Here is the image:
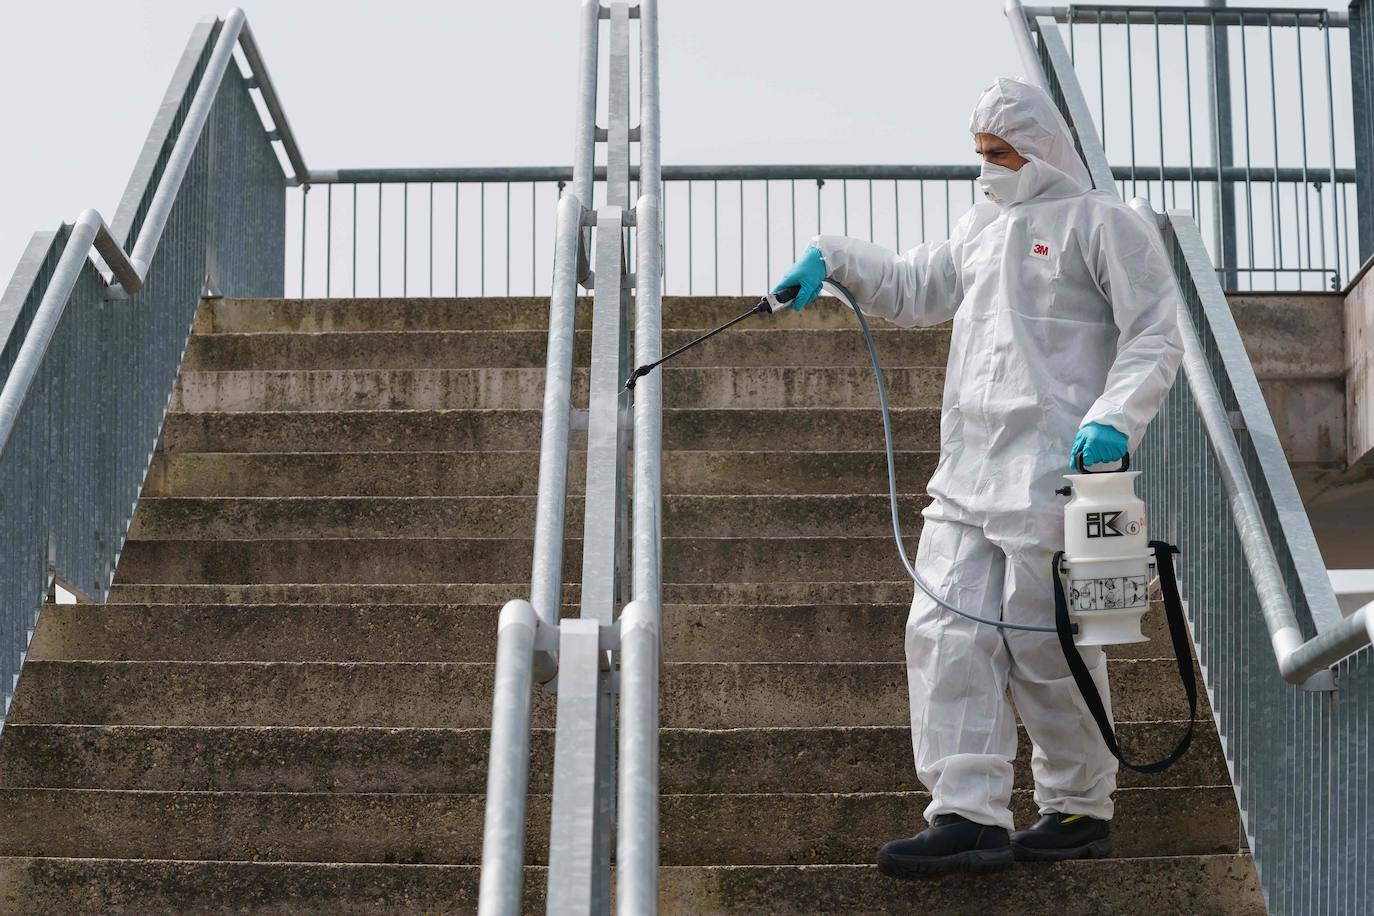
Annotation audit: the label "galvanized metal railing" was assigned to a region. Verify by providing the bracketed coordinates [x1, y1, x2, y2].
[478, 2, 663, 913]
[1011, 1, 1372, 911]
[1025, 2, 1363, 291]
[292, 164, 984, 298]
[0, 8, 294, 724]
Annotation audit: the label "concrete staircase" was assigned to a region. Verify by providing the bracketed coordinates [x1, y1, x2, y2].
[0, 297, 1265, 913]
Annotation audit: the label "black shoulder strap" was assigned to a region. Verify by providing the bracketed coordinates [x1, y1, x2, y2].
[1052, 541, 1197, 775]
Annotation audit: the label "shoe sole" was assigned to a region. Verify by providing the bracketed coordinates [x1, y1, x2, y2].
[1011, 837, 1113, 862]
[877, 846, 1014, 880]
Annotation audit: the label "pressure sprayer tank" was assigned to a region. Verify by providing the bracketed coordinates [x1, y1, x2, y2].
[1061, 470, 1152, 646]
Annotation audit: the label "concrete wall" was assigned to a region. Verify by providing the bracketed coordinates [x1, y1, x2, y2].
[1345, 265, 1374, 471]
[1227, 291, 1372, 568]
[1229, 294, 1346, 469]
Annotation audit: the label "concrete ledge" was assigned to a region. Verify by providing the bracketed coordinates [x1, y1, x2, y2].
[0, 855, 1265, 915]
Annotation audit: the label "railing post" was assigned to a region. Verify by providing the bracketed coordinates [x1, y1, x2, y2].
[477, 600, 540, 916]
[1204, 0, 1239, 289]
[1350, 0, 1374, 264]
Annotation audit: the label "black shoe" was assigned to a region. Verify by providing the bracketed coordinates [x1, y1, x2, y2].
[1011, 812, 1112, 862]
[876, 814, 1013, 879]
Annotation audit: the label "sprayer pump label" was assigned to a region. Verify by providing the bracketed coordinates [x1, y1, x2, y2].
[1084, 510, 1127, 538]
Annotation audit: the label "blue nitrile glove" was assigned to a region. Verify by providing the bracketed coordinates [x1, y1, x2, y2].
[771, 245, 827, 311]
[1070, 422, 1129, 469]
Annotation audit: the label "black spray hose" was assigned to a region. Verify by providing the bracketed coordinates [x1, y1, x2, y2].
[623, 280, 1064, 635]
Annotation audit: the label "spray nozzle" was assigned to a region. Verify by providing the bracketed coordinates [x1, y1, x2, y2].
[758, 284, 801, 314]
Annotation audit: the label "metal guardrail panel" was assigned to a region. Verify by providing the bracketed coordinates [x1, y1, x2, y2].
[0, 10, 289, 725]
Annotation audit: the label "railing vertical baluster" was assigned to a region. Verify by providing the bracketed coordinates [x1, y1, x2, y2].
[352, 184, 357, 297]
[1185, 17, 1199, 219]
[842, 178, 848, 235]
[790, 179, 796, 258]
[480, 182, 486, 296]
[893, 179, 900, 251]
[712, 179, 718, 295]
[1127, 18, 1138, 198]
[506, 181, 512, 295]
[738, 179, 744, 295]
[1099, 17, 1107, 146]
[764, 180, 771, 288]
[532, 183, 538, 295]
[1296, 23, 1315, 287]
[300, 186, 307, 298]
[1268, 14, 1283, 286]
[1239, 20, 1257, 281]
[688, 180, 693, 295]
[816, 177, 823, 237]
[429, 182, 434, 297]
[943, 178, 950, 236]
[403, 181, 408, 297]
[325, 184, 332, 298]
[461, 184, 467, 299]
[377, 184, 383, 296]
[1323, 13, 1344, 287]
[1154, 13, 1169, 209]
[919, 180, 926, 243]
[867, 179, 874, 242]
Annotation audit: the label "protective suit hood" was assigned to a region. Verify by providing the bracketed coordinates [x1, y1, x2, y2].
[970, 78, 1092, 204]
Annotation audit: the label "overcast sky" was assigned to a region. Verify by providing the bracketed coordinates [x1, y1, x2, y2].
[0, 0, 1353, 291]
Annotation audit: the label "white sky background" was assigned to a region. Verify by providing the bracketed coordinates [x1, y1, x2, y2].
[0, 0, 1358, 297]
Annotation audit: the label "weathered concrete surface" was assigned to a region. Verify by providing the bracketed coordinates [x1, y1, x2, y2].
[1345, 268, 1374, 469]
[27, 596, 1177, 663]
[143, 449, 939, 498]
[0, 786, 1237, 863]
[160, 407, 943, 453]
[1228, 293, 1345, 468]
[127, 494, 932, 540]
[0, 722, 1226, 794]
[0, 857, 1264, 915]
[7, 658, 1197, 729]
[184, 327, 951, 371]
[193, 296, 887, 333]
[171, 366, 947, 412]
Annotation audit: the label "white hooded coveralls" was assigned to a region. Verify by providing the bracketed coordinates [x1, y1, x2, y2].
[815, 78, 1184, 830]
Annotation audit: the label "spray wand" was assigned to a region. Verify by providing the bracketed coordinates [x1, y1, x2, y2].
[622, 286, 800, 390]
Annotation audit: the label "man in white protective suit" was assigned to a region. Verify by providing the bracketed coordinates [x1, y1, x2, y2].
[769, 77, 1184, 877]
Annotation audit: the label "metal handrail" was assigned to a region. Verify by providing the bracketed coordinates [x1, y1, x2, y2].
[1007, 0, 1357, 683]
[478, 2, 663, 913]
[0, 7, 303, 314]
[619, 0, 663, 909]
[304, 163, 1358, 184]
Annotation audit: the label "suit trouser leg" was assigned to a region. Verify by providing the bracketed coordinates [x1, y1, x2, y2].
[905, 517, 1018, 831]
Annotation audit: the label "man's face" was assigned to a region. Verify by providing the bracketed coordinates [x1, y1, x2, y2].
[974, 133, 1028, 171]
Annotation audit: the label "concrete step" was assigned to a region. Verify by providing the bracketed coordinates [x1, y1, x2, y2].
[0, 855, 1267, 915]
[0, 786, 1239, 864]
[184, 328, 950, 371]
[160, 408, 941, 453]
[28, 600, 1179, 664]
[143, 450, 939, 497]
[100, 580, 921, 607]
[112, 536, 922, 585]
[128, 494, 932, 540]
[194, 296, 890, 334]
[0, 723, 1227, 794]
[170, 367, 944, 412]
[8, 659, 1198, 728]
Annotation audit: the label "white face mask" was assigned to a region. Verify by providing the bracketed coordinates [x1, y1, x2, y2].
[978, 160, 1025, 205]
